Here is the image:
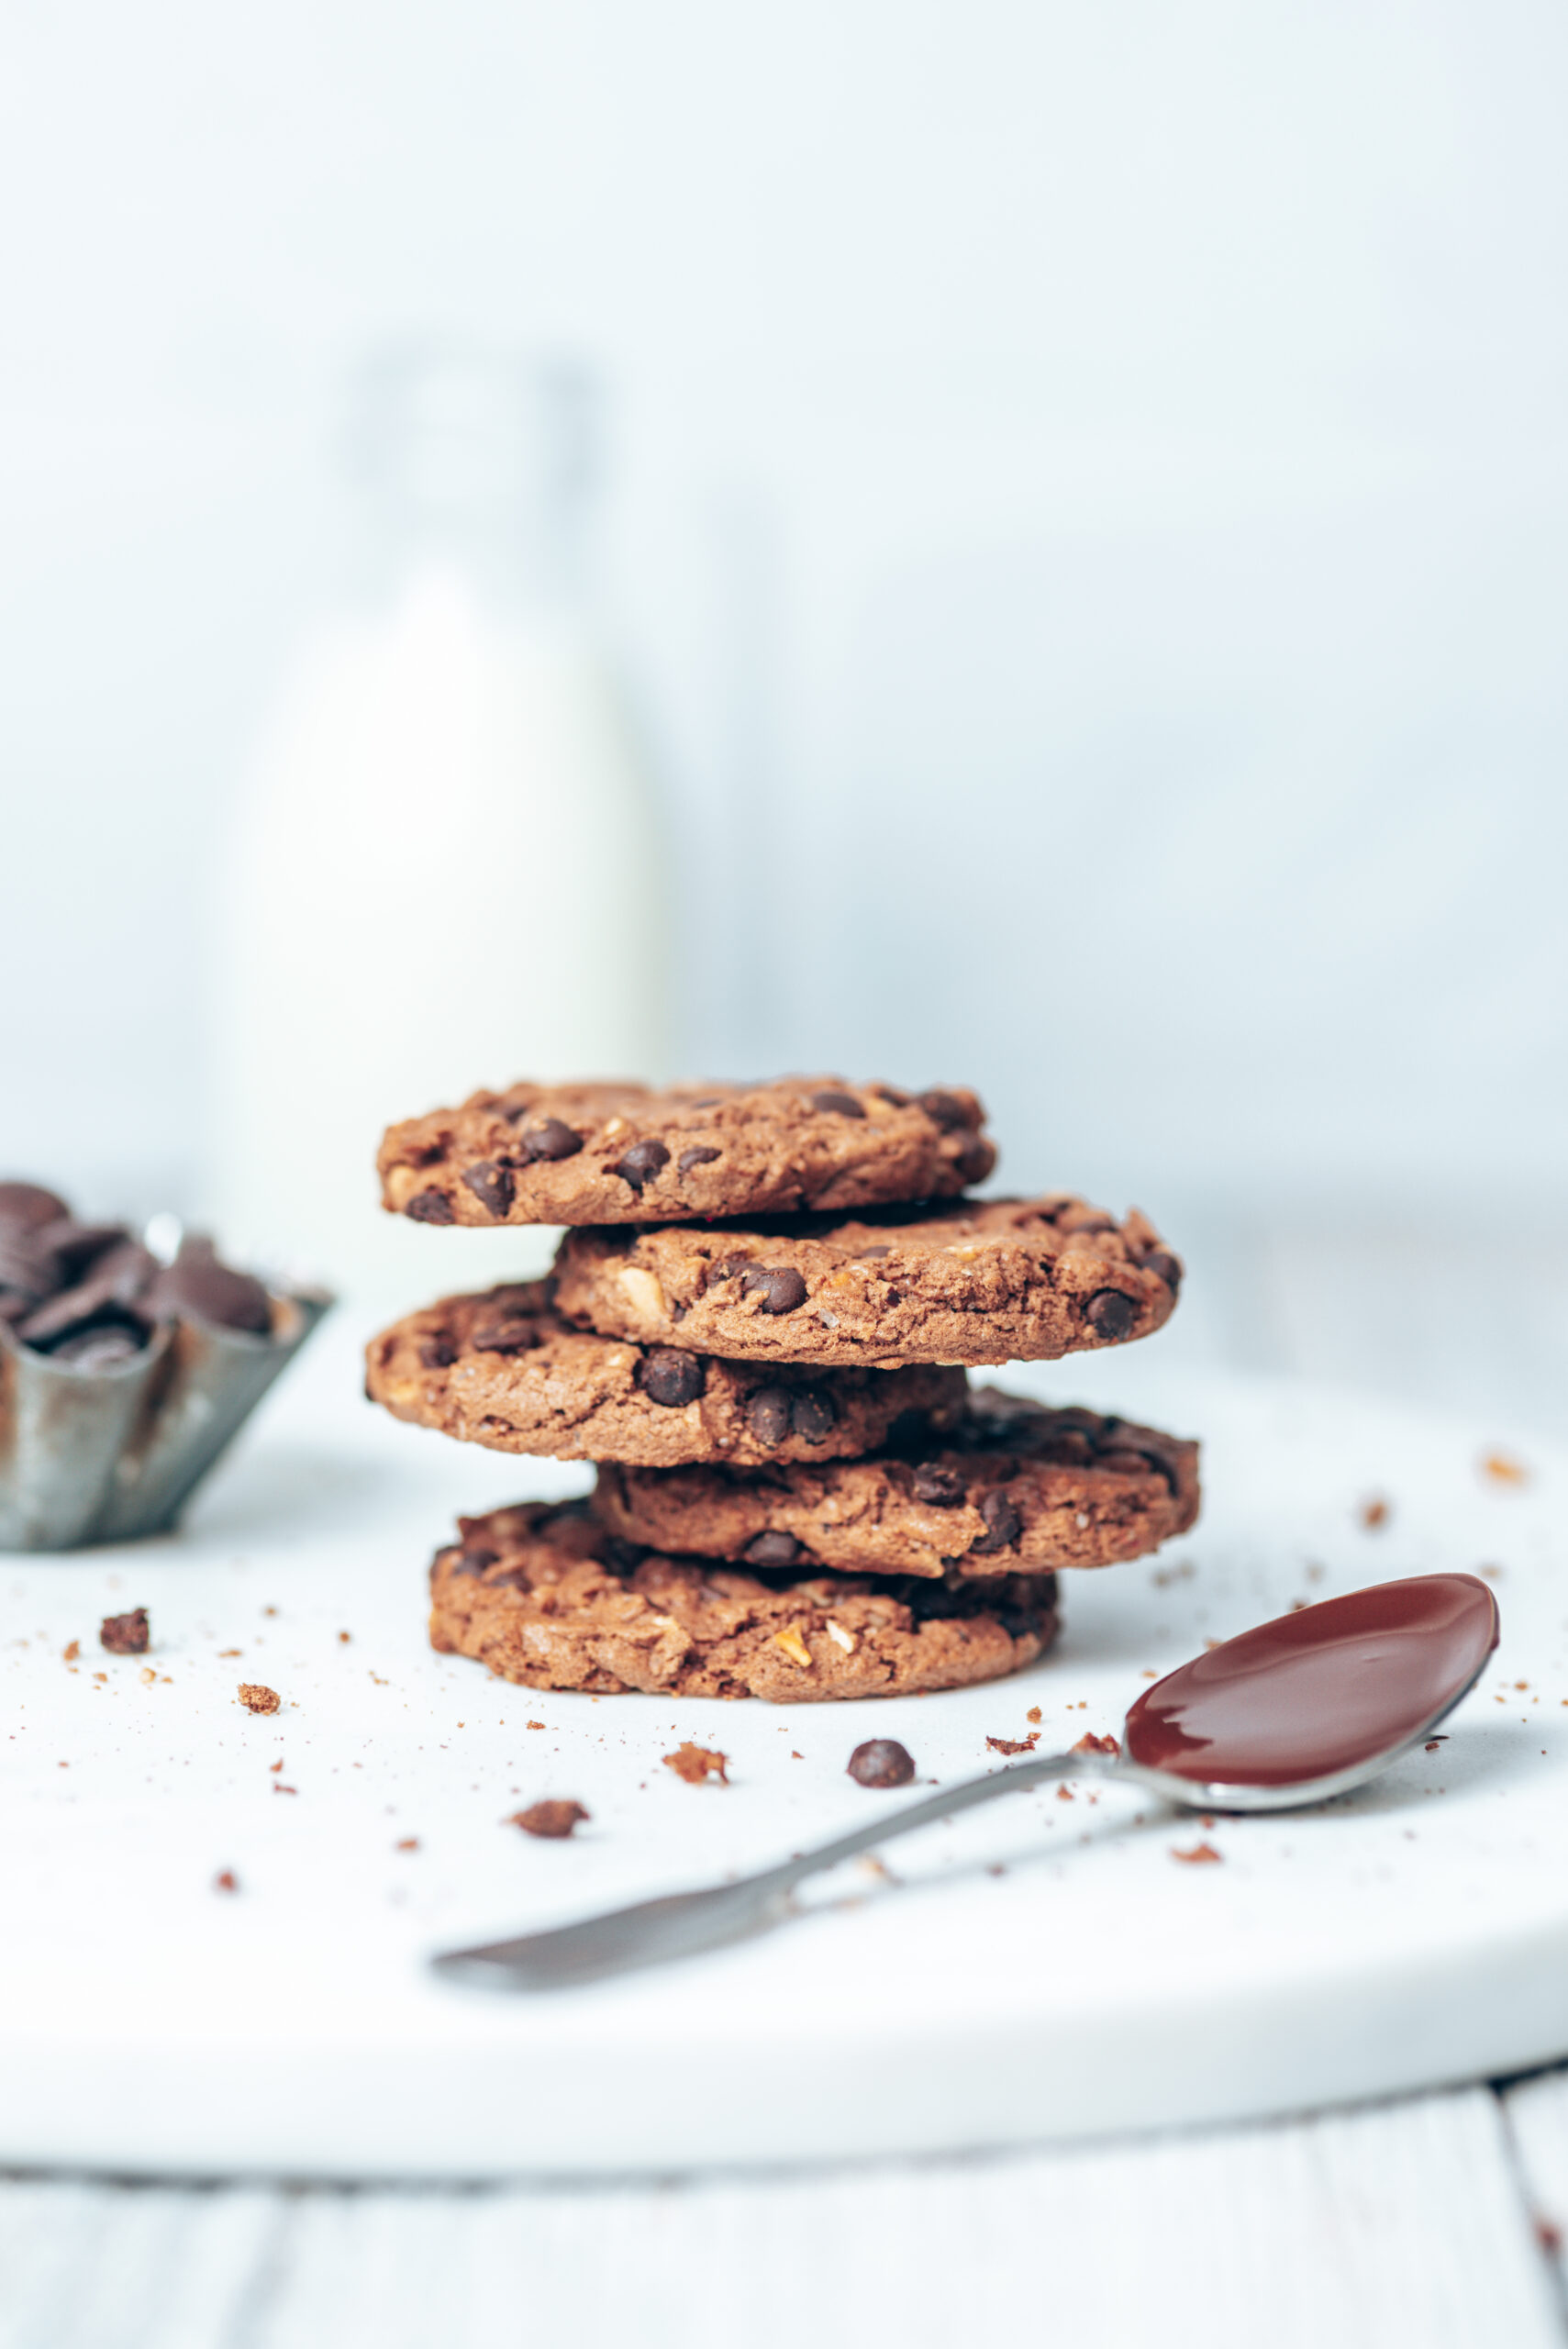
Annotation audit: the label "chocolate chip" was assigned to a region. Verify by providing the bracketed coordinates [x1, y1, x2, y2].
[746, 1386, 793, 1446]
[638, 1347, 706, 1408]
[449, 1542, 499, 1577]
[1084, 1288, 1138, 1341]
[472, 1317, 539, 1356]
[917, 1088, 973, 1131]
[509, 1799, 589, 1839]
[712, 1254, 752, 1283]
[953, 1137, 992, 1185]
[790, 1387, 837, 1442]
[742, 1531, 805, 1566]
[848, 1738, 916, 1788]
[406, 1189, 457, 1225]
[518, 1117, 583, 1162]
[678, 1145, 722, 1175]
[418, 1334, 457, 1369]
[461, 1160, 516, 1219]
[0, 1229, 64, 1306]
[912, 1462, 965, 1507]
[968, 1487, 1023, 1554]
[873, 1085, 911, 1108]
[1144, 1249, 1183, 1293]
[740, 1266, 808, 1314]
[615, 1139, 671, 1191]
[100, 1608, 150, 1655]
[810, 1087, 865, 1119]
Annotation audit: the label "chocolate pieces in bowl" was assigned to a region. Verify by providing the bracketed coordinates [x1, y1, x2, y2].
[0, 1183, 330, 1551]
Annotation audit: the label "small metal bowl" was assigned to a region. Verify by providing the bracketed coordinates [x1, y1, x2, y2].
[0, 1286, 332, 1551]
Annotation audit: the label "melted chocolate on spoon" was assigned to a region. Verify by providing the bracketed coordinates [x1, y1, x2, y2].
[1123, 1573, 1500, 1788]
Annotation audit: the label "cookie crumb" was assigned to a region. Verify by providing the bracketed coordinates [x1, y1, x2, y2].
[217, 1648, 242, 1657]
[100, 1609, 150, 1655]
[509, 1799, 589, 1838]
[338, 1630, 352, 1643]
[238, 1683, 280, 1715]
[663, 1742, 728, 1786]
[1357, 1496, 1390, 1531]
[395, 1837, 420, 1852]
[1073, 1731, 1121, 1757]
[1172, 1841, 1223, 1864]
[1026, 1706, 1041, 1724]
[526, 1720, 547, 1731]
[214, 1870, 239, 1894]
[62, 1640, 80, 1664]
[1482, 1451, 1529, 1486]
[985, 1732, 1039, 1756]
[848, 1738, 916, 1787]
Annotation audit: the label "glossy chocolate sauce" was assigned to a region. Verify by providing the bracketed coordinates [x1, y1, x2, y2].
[1123, 1575, 1499, 1788]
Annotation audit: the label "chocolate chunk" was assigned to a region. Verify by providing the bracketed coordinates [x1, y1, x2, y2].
[21, 1240, 158, 1343]
[0, 1229, 64, 1306]
[743, 1530, 805, 1566]
[510, 1799, 589, 1839]
[0, 1182, 70, 1232]
[143, 1239, 272, 1336]
[615, 1139, 671, 1191]
[472, 1316, 539, 1356]
[454, 1543, 500, 1576]
[740, 1265, 808, 1314]
[917, 1088, 973, 1131]
[745, 1386, 794, 1446]
[462, 1160, 516, 1219]
[810, 1087, 866, 1119]
[790, 1387, 837, 1442]
[37, 1219, 128, 1278]
[638, 1347, 706, 1408]
[419, 1335, 458, 1369]
[912, 1462, 965, 1508]
[1144, 1249, 1183, 1293]
[954, 1138, 992, 1185]
[517, 1116, 584, 1162]
[1084, 1288, 1138, 1341]
[48, 1320, 149, 1369]
[677, 1145, 721, 1174]
[406, 1188, 457, 1225]
[873, 1085, 911, 1108]
[848, 1738, 916, 1788]
[100, 1608, 150, 1655]
[968, 1487, 1023, 1554]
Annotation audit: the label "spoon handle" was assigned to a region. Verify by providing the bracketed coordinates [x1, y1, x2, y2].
[432, 1746, 1116, 1992]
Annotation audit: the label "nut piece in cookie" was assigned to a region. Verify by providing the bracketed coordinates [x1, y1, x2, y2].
[552, 1197, 1183, 1370]
[365, 1281, 968, 1467]
[428, 1499, 1059, 1702]
[377, 1076, 995, 1229]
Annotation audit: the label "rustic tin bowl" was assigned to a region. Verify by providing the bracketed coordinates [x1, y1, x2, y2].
[0, 1285, 332, 1551]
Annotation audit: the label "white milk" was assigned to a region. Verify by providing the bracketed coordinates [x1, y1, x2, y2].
[209, 353, 669, 1302]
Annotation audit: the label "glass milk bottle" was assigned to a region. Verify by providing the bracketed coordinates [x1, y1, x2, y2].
[210, 348, 670, 1304]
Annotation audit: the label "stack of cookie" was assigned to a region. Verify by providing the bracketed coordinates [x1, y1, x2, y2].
[366, 1080, 1197, 1704]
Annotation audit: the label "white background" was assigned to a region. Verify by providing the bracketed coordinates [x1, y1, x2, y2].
[1, 0, 1565, 1375]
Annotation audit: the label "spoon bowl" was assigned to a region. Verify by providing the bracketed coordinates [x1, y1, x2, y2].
[433, 1573, 1500, 1994]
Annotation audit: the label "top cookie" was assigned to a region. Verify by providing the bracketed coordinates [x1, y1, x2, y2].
[551, 1195, 1182, 1368]
[377, 1077, 995, 1228]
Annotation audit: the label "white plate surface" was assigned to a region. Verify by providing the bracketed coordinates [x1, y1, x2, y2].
[2, 1315, 1562, 2178]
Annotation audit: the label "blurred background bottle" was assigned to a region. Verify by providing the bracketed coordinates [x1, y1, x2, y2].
[210, 345, 670, 1303]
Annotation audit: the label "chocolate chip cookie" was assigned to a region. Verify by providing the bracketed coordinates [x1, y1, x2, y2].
[366, 1281, 967, 1466]
[590, 1392, 1199, 1578]
[429, 1500, 1059, 1700]
[551, 1196, 1181, 1368]
[377, 1077, 995, 1228]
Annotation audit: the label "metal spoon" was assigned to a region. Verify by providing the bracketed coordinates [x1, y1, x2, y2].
[431, 1572, 1498, 1994]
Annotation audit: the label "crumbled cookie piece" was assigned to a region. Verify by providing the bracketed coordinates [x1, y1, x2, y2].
[663, 1742, 728, 1785]
[238, 1682, 280, 1715]
[99, 1609, 150, 1655]
[510, 1799, 590, 1838]
[985, 1732, 1040, 1756]
[214, 1870, 239, 1893]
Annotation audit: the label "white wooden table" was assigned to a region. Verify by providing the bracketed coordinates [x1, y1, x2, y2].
[7, 1207, 1568, 2348]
